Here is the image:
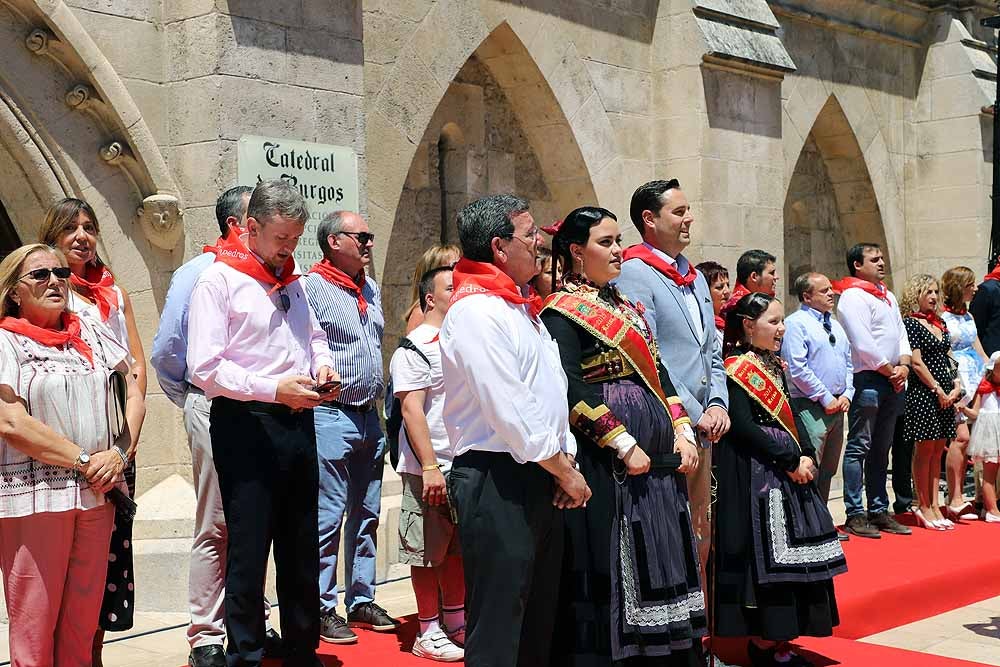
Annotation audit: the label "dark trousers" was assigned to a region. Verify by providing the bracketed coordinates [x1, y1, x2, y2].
[448, 451, 564, 667]
[211, 398, 320, 667]
[890, 413, 915, 514]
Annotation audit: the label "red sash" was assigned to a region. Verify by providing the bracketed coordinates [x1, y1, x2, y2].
[213, 236, 299, 294]
[0, 313, 93, 366]
[70, 264, 117, 322]
[725, 353, 799, 446]
[451, 258, 542, 319]
[910, 311, 947, 332]
[542, 292, 690, 426]
[832, 276, 890, 305]
[309, 259, 368, 315]
[621, 245, 698, 287]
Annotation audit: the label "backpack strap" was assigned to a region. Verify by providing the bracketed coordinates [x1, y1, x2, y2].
[397, 336, 431, 366]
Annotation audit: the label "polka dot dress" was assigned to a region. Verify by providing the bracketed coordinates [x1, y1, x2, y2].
[99, 460, 135, 631]
[903, 317, 958, 442]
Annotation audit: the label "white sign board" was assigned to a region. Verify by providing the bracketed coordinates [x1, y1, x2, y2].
[237, 135, 359, 266]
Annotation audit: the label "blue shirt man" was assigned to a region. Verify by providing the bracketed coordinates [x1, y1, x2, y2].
[781, 272, 854, 510]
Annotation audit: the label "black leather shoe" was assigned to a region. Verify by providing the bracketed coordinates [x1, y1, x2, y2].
[263, 627, 286, 658]
[347, 602, 400, 632]
[189, 644, 226, 667]
[320, 612, 358, 644]
[844, 514, 880, 539]
[869, 511, 912, 535]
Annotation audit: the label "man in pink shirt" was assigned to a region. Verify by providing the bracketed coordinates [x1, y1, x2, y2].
[187, 180, 340, 667]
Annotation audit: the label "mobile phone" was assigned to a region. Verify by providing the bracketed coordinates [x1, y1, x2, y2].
[313, 379, 342, 394]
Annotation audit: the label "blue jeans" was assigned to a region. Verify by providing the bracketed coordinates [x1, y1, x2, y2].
[843, 371, 904, 518]
[314, 405, 385, 614]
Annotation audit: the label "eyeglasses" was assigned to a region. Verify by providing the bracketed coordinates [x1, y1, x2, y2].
[18, 267, 72, 283]
[338, 231, 375, 246]
[276, 286, 290, 313]
[823, 317, 836, 346]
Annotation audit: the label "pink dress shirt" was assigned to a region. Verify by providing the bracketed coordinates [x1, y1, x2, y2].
[187, 261, 334, 402]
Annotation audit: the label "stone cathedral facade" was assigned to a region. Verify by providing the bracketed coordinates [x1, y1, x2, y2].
[0, 0, 996, 611]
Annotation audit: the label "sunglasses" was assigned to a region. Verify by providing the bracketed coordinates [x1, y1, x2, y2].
[19, 267, 72, 283]
[823, 318, 836, 346]
[276, 286, 290, 313]
[338, 231, 375, 245]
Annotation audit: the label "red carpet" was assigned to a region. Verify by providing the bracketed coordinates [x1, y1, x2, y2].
[832, 513, 1000, 639]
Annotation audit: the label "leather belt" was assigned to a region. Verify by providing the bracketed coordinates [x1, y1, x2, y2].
[331, 400, 377, 414]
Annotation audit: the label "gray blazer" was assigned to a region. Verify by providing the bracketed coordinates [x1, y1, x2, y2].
[615, 252, 729, 431]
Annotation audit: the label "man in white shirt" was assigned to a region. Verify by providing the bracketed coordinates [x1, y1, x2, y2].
[390, 266, 464, 662]
[834, 243, 913, 539]
[440, 193, 590, 667]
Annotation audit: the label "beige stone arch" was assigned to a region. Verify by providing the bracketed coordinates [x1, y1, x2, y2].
[0, 0, 184, 261]
[367, 8, 622, 273]
[782, 86, 899, 284]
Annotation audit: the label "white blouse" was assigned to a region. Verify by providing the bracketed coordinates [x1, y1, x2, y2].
[69, 285, 132, 362]
[0, 316, 128, 518]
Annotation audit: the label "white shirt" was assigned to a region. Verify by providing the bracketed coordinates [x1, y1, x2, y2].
[390, 323, 452, 475]
[70, 286, 133, 363]
[187, 262, 334, 402]
[644, 243, 704, 339]
[440, 294, 577, 463]
[836, 286, 912, 373]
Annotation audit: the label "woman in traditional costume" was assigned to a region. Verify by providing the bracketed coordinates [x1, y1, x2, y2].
[713, 292, 846, 666]
[541, 207, 706, 666]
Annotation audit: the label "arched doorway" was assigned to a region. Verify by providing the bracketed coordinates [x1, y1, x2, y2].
[380, 22, 599, 345]
[783, 95, 888, 305]
[0, 199, 23, 258]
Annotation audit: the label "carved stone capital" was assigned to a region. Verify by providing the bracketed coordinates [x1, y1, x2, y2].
[137, 194, 184, 250]
[25, 28, 55, 55]
[65, 84, 96, 110]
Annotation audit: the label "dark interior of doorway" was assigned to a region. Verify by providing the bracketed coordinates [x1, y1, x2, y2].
[0, 199, 22, 259]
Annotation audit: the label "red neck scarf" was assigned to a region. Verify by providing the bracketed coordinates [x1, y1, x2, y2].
[213, 236, 299, 293]
[832, 276, 890, 305]
[910, 311, 948, 332]
[70, 264, 117, 321]
[977, 376, 1000, 396]
[720, 283, 751, 315]
[621, 245, 698, 287]
[984, 266, 1000, 283]
[0, 312, 93, 366]
[309, 259, 368, 315]
[944, 305, 968, 317]
[202, 227, 246, 255]
[714, 315, 725, 331]
[451, 258, 542, 319]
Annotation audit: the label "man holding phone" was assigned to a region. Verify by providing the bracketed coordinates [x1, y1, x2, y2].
[302, 211, 395, 644]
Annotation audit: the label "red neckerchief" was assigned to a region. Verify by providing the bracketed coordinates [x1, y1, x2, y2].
[984, 266, 1000, 283]
[213, 236, 299, 294]
[720, 283, 751, 316]
[70, 264, 117, 321]
[309, 259, 368, 315]
[621, 245, 698, 287]
[910, 311, 948, 333]
[714, 315, 725, 331]
[977, 376, 1000, 396]
[0, 312, 93, 366]
[202, 227, 246, 255]
[451, 258, 542, 319]
[832, 276, 891, 305]
[944, 305, 968, 316]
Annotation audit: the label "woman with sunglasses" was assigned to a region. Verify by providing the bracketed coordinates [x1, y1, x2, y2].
[0, 244, 144, 665]
[540, 207, 706, 666]
[39, 198, 147, 664]
[714, 292, 845, 667]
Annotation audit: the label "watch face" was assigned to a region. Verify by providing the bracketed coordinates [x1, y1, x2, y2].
[80, 451, 90, 463]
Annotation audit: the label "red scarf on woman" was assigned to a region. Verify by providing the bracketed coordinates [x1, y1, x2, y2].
[714, 315, 725, 331]
[832, 276, 890, 305]
[451, 258, 542, 319]
[944, 305, 968, 316]
[309, 259, 368, 315]
[910, 311, 948, 332]
[621, 245, 698, 287]
[0, 312, 93, 366]
[213, 237, 299, 293]
[70, 264, 117, 321]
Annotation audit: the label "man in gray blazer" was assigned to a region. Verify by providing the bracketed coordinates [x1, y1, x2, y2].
[616, 179, 730, 574]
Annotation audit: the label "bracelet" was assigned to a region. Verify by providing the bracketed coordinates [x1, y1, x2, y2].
[112, 445, 129, 467]
[421, 463, 442, 472]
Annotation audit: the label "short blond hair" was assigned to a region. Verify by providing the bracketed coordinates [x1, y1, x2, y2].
[0, 244, 67, 318]
[899, 273, 938, 316]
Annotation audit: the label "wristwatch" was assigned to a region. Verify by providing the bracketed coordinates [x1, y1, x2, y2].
[73, 449, 90, 472]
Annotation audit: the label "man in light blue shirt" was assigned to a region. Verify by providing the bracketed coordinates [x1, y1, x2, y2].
[781, 272, 855, 514]
[151, 186, 284, 666]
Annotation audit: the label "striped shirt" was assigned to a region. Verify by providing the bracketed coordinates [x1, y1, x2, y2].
[302, 273, 384, 405]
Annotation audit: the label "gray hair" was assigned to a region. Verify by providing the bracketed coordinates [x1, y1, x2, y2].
[317, 211, 348, 257]
[457, 194, 530, 262]
[793, 272, 820, 302]
[246, 179, 309, 225]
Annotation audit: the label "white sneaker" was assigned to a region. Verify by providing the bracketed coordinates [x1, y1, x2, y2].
[985, 512, 1000, 523]
[443, 623, 465, 647]
[412, 630, 464, 662]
